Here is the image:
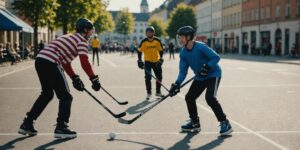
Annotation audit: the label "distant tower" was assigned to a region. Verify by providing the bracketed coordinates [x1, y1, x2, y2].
[140, 0, 149, 13]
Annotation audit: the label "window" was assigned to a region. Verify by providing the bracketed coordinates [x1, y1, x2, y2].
[251, 9, 255, 21]
[261, 8, 265, 20]
[275, 5, 280, 18]
[237, 12, 240, 25]
[256, 8, 259, 20]
[266, 6, 270, 18]
[286, 3, 291, 17]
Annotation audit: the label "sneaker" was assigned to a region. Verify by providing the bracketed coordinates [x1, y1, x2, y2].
[54, 122, 77, 139]
[181, 119, 201, 132]
[155, 92, 164, 97]
[219, 120, 233, 136]
[18, 118, 37, 136]
[146, 93, 151, 99]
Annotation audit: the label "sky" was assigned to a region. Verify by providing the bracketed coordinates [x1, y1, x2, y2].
[106, 0, 166, 13]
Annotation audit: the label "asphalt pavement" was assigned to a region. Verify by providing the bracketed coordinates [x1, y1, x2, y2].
[0, 53, 299, 150]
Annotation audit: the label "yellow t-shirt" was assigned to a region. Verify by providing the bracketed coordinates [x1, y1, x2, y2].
[138, 37, 163, 62]
[91, 38, 100, 48]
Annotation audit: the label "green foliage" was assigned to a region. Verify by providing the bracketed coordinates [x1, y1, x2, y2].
[148, 17, 166, 37]
[12, 0, 59, 56]
[12, 0, 59, 27]
[166, 3, 197, 39]
[55, 0, 114, 34]
[115, 8, 135, 35]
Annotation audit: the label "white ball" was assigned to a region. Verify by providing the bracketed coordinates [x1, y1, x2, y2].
[108, 132, 116, 140]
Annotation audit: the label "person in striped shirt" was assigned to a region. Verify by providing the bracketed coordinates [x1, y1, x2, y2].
[18, 18, 101, 139]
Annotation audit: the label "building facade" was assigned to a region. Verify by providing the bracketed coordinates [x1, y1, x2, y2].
[99, 0, 150, 45]
[194, 0, 212, 45]
[222, 0, 242, 54]
[242, 0, 300, 55]
[211, 0, 223, 52]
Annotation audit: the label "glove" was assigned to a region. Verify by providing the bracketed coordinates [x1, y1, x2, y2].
[90, 75, 101, 91]
[169, 83, 180, 97]
[199, 64, 210, 77]
[137, 60, 144, 69]
[156, 58, 164, 67]
[71, 75, 84, 91]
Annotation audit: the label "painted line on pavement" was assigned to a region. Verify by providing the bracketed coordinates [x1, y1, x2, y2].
[0, 131, 299, 136]
[100, 57, 117, 67]
[0, 65, 33, 79]
[178, 94, 289, 150]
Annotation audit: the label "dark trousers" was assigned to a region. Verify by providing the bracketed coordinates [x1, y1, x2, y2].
[169, 50, 175, 59]
[144, 61, 162, 94]
[92, 48, 99, 65]
[26, 58, 73, 123]
[185, 77, 226, 122]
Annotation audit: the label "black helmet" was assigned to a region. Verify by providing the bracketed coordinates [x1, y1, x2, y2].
[75, 18, 94, 33]
[145, 26, 155, 33]
[177, 26, 195, 39]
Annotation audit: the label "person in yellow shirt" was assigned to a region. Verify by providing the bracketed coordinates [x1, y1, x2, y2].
[91, 35, 100, 66]
[137, 26, 164, 99]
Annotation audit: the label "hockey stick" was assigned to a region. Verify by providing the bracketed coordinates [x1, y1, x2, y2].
[84, 88, 126, 118]
[144, 69, 170, 92]
[101, 86, 128, 105]
[118, 75, 196, 124]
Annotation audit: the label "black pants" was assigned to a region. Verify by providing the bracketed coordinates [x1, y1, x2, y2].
[92, 48, 99, 65]
[26, 58, 73, 123]
[144, 61, 162, 94]
[169, 50, 175, 59]
[185, 77, 226, 122]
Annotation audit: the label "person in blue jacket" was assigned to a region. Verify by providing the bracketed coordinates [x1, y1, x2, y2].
[169, 26, 232, 136]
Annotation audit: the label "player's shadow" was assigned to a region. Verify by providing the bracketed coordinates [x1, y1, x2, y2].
[126, 98, 160, 115]
[112, 139, 164, 150]
[34, 138, 75, 150]
[0, 136, 32, 150]
[195, 135, 232, 150]
[168, 132, 232, 150]
[167, 132, 199, 150]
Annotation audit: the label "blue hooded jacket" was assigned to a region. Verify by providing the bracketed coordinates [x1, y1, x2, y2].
[175, 41, 222, 84]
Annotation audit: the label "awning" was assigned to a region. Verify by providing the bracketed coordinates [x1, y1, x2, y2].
[0, 7, 33, 33]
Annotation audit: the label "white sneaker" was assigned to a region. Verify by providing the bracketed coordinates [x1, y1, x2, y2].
[146, 93, 151, 99]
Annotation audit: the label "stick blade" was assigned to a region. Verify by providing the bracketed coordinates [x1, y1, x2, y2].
[118, 117, 134, 124]
[114, 112, 126, 118]
[118, 100, 128, 105]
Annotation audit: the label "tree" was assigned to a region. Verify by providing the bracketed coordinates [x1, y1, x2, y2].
[55, 0, 114, 34]
[148, 17, 166, 38]
[166, 3, 197, 40]
[94, 7, 115, 34]
[12, 0, 59, 56]
[115, 8, 134, 44]
[55, 0, 87, 34]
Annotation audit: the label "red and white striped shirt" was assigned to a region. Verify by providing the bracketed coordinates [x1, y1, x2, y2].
[37, 33, 95, 78]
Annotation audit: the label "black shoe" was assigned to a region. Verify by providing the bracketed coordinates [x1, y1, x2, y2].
[181, 119, 201, 132]
[54, 122, 77, 139]
[219, 119, 233, 136]
[18, 118, 37, 136]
